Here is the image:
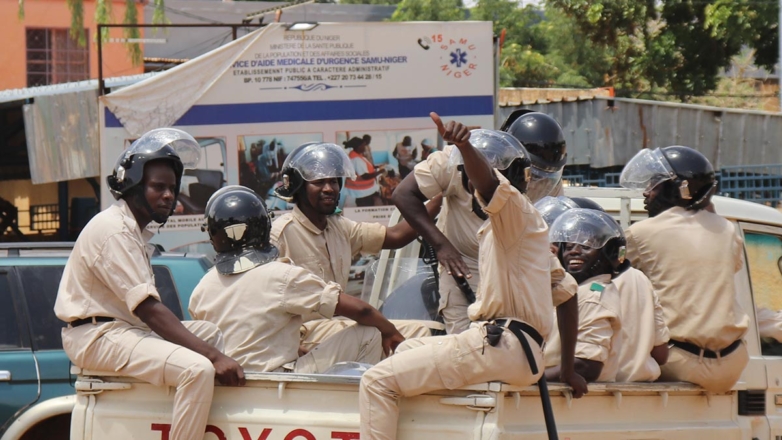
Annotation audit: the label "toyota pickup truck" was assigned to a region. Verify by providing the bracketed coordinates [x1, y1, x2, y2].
[27, 188, 782, 440]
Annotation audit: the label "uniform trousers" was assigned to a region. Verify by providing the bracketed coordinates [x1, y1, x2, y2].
[359, 325, 542, 440]
[61, 320, 223, 440]
[658, 341, 749, 393]
[294, 325, 383, 373]
[300, 318, 433, 352]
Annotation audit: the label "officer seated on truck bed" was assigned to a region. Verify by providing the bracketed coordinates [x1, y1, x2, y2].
[189, 186, 405, 374]
[620, 145, 749, 393]
[269, 142, 436, 352]
[55, 128, 245, 440]
[358, 114, 588, 440]
[543, 208, 624, 382]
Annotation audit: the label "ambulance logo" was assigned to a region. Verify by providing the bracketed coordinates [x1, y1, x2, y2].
[433, 35, 477, 79]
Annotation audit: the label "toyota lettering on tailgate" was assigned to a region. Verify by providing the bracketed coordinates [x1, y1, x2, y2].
[151, 424, 359, 440]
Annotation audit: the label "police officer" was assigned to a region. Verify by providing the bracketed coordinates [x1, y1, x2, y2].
[392, 110, 570, 334]
[544, 209, 624, 382]
[501, 110, 568, 202]
[359, 114, 587, 440]
[55, 129, 245, 440]
[620, 145, 749, 392]
[270, 142, 435, 350]
[190, 187, 404, 373]
[536, 196, 670, 382]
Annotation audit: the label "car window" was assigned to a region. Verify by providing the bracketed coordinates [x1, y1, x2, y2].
[17, 266, 66, 350]
[0, 272, 23, 350]
[743, 231, 782, 356]
[153, 266, 184, 320]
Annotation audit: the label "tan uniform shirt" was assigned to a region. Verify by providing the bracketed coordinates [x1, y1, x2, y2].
[55, 199, 160, 327]
[270, 206, 386, 289]
[613, 266, 669, 382]
[758, 307, 782, 342]
[626, 207, 749, 351]
[468, 172, 556, 338]
[189, 259, 340, 372]
[546, 274, 622, 382]
[414, 146, 484, 280]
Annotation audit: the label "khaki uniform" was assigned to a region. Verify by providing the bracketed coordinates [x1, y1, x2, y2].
[758, 307, 782, 342]
[414, 146, 483, 334]
[626, 207, 749, 392]
[613, 266, 669, 382]
[360, 173, 564, 440]
[189, 259, 382, 373]
[545, 275, 622, 382]
[55, 200, 222, 440]
[270, 207, 431, 348]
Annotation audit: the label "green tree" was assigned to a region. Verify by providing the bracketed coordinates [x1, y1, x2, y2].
[391, 0, 466, 21]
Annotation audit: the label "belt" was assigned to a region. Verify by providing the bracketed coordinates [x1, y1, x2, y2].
[69, 316, 115, 327]
[495, 319, 544, 347]
[670, 339, 741, 359]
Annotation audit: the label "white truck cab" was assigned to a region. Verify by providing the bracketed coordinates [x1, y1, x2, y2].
[55, 188, 782, 440]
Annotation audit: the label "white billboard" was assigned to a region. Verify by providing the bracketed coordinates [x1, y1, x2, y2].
[100, 21, 495, 251]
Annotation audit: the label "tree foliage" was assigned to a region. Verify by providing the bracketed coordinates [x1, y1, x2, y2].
[391, 0, 466, 21]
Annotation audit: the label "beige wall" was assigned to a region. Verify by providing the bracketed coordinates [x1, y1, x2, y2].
[1, 178, 97, 234]
[0, 0, 144, 91]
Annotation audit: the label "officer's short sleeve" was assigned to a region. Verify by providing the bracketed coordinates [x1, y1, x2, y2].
[550, 255, 577, 307]
[95, 232, 162, 314]
[732, 224, 745, 274]
[624, 227, 641, 269]
[652, 289, 670, 346]
[280, 265, 340, 319]
[475, 171, 533, 246]
[413, 149, 457, 200]
[575, 300, 615, 363]
[340, 215, 386, 257]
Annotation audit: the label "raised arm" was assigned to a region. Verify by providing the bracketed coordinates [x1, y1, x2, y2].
[383, 195, 442, 249]
[430, 112, 499, 203]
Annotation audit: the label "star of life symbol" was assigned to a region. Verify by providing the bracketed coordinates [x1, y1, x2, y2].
[438, 36, 477, 79]
[450, 49, 468, 68]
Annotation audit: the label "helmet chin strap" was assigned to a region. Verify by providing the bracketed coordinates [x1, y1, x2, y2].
[130, 190, 171, 228]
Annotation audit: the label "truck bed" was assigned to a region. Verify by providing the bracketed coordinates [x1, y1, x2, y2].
[71, 371, 747, 440]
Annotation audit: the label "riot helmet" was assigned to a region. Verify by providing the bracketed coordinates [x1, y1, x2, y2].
[107, 128, 201, 223]
[501, 111, 567, 202]
[274, 142, 357, 202]
[620, 146, 716, 216]
[204, 187, 279, 275]
[570, 197, 606, 212]
[534, 196, 579, 227]
[549, 208, 626, 279]
[450, 129, 532, 194]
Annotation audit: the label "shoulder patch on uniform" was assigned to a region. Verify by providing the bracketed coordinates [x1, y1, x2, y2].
[590, 282, 605, 292]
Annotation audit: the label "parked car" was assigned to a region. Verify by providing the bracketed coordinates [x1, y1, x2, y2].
[0, 242, 212, 439]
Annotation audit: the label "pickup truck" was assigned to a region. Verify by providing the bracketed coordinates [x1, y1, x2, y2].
[0, 243, 212, 440]
[31, 188, 782, 439]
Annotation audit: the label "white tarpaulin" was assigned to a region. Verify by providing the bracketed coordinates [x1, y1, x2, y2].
[100, 21, 495, 250]
[23, 89, 100, 184]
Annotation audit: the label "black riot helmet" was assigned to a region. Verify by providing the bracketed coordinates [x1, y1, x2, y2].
[501, 110, 567, 202]
[570, 197, 606, 212]
[620, 145, 716, 215]
[204, 187, 279, 275]
[107, 128, 201, 223]
[549, 208, 627, 278]
[274, 142, 356, 202]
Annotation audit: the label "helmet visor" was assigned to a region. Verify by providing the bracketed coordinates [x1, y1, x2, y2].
[129, 128, 202, 169]
[620, 148, 677, 191]
[526, 166, 563, 203]
[534, 196, 579, 226]
[448, 129, 527, 171]
[549, 209, 623, 249]
[283, 143, 357, 181]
